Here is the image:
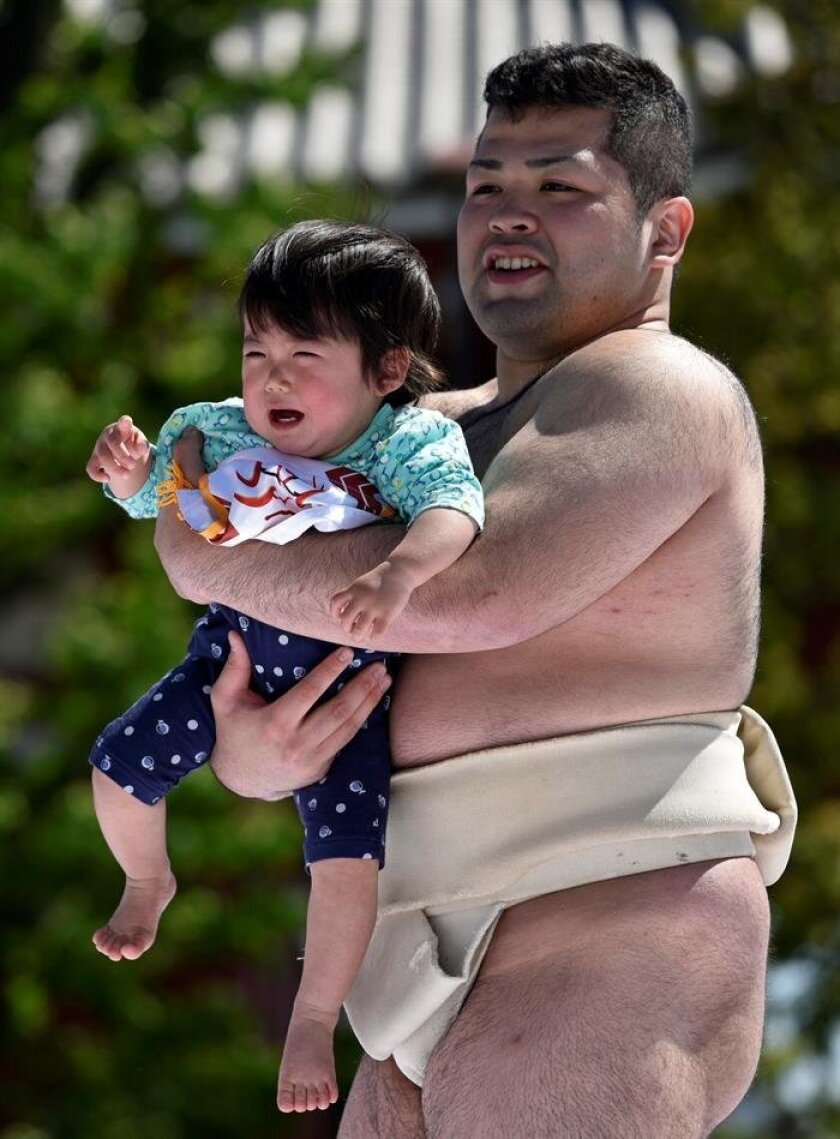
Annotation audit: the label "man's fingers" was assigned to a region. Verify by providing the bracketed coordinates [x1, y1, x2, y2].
[178, 426, 205, 447]
[210, 631, 260, 715]
[312, 665, 392, 760]
[275, 644, 357, 719]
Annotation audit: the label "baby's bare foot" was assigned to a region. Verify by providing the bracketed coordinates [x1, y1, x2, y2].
[92, 872, 177, 962]
[277, 1004, 339, 1113]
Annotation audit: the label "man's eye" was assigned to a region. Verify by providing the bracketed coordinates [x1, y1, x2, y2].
[294, 351, 319, 359]
[470, 184, 499, 196]
[542, 181, 575, 192]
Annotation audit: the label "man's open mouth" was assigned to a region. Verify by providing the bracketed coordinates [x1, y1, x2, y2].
[269, 409, 304, 426]
[483, 249, 547, 286]
[489, 256, 542, 271]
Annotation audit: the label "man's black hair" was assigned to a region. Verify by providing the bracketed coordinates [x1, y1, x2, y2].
[483, 42, 692, 215]
[239, 220, 445, 406]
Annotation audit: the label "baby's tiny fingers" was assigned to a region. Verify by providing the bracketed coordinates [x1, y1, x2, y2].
[329, 592, 351, 620]
[86, 459, 109, 483]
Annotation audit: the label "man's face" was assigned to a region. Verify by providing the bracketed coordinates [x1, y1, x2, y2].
[457, 105, 652, 364]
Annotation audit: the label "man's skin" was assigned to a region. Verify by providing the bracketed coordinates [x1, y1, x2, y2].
[155, 106, 770, 1137]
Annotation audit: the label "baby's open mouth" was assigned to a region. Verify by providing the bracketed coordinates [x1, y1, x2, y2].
[269, 409, 304, 425]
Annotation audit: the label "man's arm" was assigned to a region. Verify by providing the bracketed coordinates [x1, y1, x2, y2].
[155, 334, 744, 653]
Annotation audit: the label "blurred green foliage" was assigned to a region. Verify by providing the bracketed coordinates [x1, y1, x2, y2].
[1, 1, 838, 1136]
[678, 2, 840, 1132]
[1, 1, 365, 1136]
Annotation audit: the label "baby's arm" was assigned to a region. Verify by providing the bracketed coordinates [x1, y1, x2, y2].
[329, 507, 477, 641]
[86, 415, 153, 500]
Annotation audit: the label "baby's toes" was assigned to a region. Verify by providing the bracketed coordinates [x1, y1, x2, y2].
[294, 1083, 308, 1113]
[93, 926, 120, 961]
[277, 1082, 295, 1114]
[305, 1079, 323, 1107]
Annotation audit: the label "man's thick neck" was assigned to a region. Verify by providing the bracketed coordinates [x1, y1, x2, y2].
[494, 306, 672, 401]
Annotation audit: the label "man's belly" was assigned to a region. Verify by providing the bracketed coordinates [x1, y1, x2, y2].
[389, 616, 752, 768]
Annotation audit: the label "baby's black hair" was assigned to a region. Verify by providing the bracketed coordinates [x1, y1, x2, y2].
[239, 220, 445, 406]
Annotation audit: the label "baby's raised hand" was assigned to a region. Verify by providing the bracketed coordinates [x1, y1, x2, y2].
[329, 563, 413, 642]
[86, 415, 152, 499]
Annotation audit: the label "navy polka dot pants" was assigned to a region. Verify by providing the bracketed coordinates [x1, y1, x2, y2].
[89, 603, 394, 867]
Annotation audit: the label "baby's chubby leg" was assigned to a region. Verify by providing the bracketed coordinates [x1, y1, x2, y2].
[91, 768, 176, 961]
[278, 857, 379, 1114]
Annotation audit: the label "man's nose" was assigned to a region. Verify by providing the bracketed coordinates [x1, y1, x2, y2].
[488, 201, 537, 234]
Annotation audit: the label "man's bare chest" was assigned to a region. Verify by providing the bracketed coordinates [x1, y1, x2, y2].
[456, 392, 541, 480]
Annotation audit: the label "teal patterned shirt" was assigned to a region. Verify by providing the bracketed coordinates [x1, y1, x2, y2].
[108, 399, 485, 531]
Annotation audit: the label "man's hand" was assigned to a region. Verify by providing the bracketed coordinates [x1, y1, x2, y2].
[172, 426, 207, 487]
[86, 414, 152, 500]
[210, 631, 392, 800]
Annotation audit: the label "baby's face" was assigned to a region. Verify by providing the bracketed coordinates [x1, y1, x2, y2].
[241, 320, 384, 458]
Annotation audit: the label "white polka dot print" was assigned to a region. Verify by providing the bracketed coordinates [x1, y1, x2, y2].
[335, 803, 346, 813]
[141, 756, 155, 770]
[123, 726, 134, 736]
[170, 755, 181, 765]
[100, 757, 111, 772]
[153, 693, 163, 702]
[319, 825, 332, 838]
[278, 634, 289, 645]
[211, 644, 223, 659]
[238, 615, 250, 631]
[293, 666, 306, 680]
[187, 719, 198, 731]
[155, 720, 170, 735]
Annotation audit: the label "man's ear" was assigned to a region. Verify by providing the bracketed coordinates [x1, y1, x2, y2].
[649, 196, 694, 268]
[372, 346, 410, 396]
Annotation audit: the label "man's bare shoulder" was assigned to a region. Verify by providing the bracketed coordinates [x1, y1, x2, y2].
[543, 330, 762, 467]
[420, 379, 498, 420]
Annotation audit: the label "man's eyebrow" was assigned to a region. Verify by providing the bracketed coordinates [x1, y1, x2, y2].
[468, 154, 588, 171]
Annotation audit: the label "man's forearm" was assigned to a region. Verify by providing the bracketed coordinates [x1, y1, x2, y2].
[154, 506, 505, 652]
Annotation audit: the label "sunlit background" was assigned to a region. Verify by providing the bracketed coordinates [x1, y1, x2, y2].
[1, 1, 838, 1136]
